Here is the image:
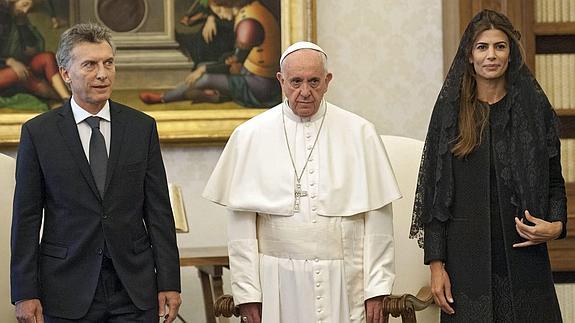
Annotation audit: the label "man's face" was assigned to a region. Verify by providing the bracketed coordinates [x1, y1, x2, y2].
[60, 41, 115, 112]
[276, 49, 332, 118]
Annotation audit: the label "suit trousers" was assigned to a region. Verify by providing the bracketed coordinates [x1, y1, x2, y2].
[44, 257, 158, 323]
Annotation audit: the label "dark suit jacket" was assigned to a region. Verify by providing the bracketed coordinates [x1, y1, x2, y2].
[10, 100, 181, 319]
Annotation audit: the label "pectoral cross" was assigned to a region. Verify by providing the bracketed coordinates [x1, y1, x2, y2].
[294, 182, 308, 212]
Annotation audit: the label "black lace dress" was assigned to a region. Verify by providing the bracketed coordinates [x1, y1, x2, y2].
[411, 10, 567, 323]
[423, 96, 564, 323]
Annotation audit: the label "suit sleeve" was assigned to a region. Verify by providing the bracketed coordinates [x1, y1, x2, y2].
[11, 124, 45, 304]
[143, 120, 181, 292]
[363, 204, 395, 300]
[227, 210, 262, 304]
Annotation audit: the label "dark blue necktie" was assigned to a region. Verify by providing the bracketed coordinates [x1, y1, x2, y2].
[85, 116, 108, 197]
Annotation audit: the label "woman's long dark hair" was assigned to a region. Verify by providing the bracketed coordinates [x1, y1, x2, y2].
[452, 10, 525, 158]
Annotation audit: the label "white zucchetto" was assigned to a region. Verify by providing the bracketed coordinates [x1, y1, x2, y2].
[279, 41, 327, 65]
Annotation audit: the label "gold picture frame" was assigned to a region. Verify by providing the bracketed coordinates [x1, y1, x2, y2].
[0, 0, 316, 146]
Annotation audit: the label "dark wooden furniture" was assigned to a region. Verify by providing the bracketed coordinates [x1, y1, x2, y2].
[214, 288, 434, 323]
[179, 246, 229, 323]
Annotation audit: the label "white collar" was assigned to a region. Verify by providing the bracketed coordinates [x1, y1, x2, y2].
[282, 99, 327, 123]
[71, 97, 111, 124]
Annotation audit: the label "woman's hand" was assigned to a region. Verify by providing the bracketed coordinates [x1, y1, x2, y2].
[513, 210, 563, 247]
[430, 260, 455, 315]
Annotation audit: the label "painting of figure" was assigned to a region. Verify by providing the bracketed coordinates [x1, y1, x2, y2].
[0, 0, 70, 112]
[140, 0, 282, 109]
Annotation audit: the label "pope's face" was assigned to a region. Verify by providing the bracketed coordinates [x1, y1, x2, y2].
[276, 49, 332, 118]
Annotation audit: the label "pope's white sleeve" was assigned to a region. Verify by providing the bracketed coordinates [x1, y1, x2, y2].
[227, 210, 262, 304]
[363, 204, 395, 300]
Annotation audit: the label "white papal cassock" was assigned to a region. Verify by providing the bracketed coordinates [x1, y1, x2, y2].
[203, 101, 401, 323]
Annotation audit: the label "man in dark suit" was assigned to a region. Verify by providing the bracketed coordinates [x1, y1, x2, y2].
[10, 23, 182, 323]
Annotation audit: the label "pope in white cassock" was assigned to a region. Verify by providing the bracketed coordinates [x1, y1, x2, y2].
[203, 41, 401, 323]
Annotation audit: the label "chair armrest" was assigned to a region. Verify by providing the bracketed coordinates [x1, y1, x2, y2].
[214, 294, 239, 318]
[382, 286, 435, 323]
[215, 287, 435, 321]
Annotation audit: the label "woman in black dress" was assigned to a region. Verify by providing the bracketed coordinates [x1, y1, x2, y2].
[410, 9, 567, 322]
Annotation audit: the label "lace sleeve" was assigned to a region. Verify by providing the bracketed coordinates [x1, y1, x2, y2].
[424, 219, 447, 265]
[547, 153, 567, 239]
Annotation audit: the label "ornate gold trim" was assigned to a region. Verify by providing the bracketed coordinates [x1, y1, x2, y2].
[0, 0, 316, 146]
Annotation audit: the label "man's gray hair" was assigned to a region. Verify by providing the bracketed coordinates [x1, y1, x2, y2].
[56, 23, 115, 69]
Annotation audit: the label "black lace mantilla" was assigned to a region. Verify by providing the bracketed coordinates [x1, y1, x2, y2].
[410, 10, 564, 248]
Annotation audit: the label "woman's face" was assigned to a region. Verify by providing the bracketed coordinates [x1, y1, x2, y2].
[469, 28, 510, 82]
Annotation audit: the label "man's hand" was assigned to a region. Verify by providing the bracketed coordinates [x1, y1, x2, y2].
[15, 299, 43, 323]
[430, 260, 455, 315]
[239, 302, 262, 323]
[513, 210, 563, 247]
[158, 291, 182, 323]
[365, 295, 388, 323]
[6, 57, 29, 81]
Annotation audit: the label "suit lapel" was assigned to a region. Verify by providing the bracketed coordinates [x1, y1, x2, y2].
[57, 102, 101, 199]
[104, 101, 126, 197]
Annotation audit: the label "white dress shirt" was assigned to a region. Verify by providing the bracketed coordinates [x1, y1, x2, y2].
[70, 96, 111, 161]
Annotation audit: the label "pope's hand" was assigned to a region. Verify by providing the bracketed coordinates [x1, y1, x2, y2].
[239, 302, 261, 323]
[365, 295, 388, 323]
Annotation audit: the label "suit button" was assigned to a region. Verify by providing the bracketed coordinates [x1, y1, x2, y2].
[102, 215, 108, 219]
[96, 248, 103, 255]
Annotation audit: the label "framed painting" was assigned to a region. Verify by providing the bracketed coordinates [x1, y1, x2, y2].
[0, 0, 316, 146]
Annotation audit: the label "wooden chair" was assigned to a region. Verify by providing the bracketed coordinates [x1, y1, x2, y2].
[213, 136, 438, 323]
[380, 135, 438, 323]
[0, 154, 18, 322]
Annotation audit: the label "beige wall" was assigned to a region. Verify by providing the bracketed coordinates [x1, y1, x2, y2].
[316, 0, 443, 141]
